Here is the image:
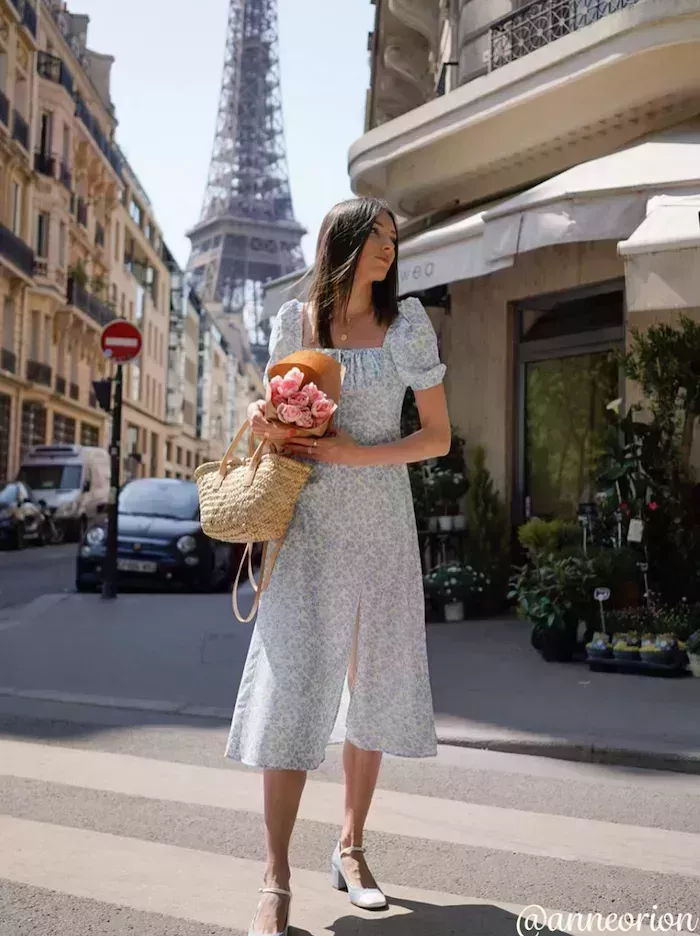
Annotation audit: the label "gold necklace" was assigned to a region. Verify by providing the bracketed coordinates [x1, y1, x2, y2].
[339, 307, 371, 343]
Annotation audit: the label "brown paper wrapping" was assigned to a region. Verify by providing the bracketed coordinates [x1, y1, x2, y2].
[265, 350, 346, 441]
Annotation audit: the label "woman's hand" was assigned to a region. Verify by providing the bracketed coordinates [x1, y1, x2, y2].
[247, 400, 297, 443]
[281, 428, 365, 466]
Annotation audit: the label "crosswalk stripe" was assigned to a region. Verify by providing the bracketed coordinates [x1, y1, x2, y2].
[0, 815, 670, 935]
[2, 738, 700, 879]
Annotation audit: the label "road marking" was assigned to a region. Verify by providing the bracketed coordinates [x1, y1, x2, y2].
[2, 739, 699, 879]
[0, 815, 667, 934]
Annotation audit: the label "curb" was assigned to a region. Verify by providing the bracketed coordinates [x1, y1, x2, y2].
[2, 687, 699, 775]
[436, 733, 700, 775]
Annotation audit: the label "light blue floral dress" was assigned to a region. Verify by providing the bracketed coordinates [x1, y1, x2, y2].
[225, 297, 446, 770]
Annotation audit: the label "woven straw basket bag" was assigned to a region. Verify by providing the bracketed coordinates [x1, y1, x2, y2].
[194, 419, 312, 622]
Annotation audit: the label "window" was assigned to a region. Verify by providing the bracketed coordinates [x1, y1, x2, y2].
[121, 293, 126, 317]
[58, 222, 66, 268]
[3, 298, 15, 353]
[165, 441, 172, 462]
[115, 222, 121, 262]
[39, 112, 53, 156]
[30, 310, 40, 359]
[176, 446, 182, 465]
[186, 450, 192, 468]
[36, 212, 50, 258]
[129, 198, 143, 227]
[11, 183, 21, 236]
[43, 315, 51, 364]
[517, 286, 624, 523]
[145, 374, 151, 409]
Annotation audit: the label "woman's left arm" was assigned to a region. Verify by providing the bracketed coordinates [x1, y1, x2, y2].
[283, 383, 451, 466]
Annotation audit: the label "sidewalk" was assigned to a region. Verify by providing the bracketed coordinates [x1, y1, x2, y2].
[427, 617, 700, 774]
[1, 592, 699, 774]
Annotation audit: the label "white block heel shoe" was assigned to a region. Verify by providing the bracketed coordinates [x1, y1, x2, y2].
[248, 887, 291, 936]
[331, 843, 387, 910]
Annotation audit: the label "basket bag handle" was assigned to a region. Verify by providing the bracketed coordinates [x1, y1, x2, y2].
[221, 419, 288, 624]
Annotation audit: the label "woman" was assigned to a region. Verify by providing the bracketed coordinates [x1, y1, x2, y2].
[227, 196, 451, 936]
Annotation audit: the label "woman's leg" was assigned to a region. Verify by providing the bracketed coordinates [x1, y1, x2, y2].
[253, 769, 306, 934]
[338, 616, 383, 889]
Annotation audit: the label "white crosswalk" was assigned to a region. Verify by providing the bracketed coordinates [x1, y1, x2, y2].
[1, 735, 699, 935]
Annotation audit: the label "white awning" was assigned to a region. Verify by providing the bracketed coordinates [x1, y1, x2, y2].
[618, 194, 700, 311]
[398, 124, 700, 289]
[397, 207, 513, 295]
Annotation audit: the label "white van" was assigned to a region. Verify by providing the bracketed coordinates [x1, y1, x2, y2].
[18, 445, 110, 540]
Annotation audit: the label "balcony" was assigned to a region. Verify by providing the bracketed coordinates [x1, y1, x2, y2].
[76, 197, 88, 228]
[74, 94, 123, 180]
[350, 0, 700, 217]
[66, 277, 115, 328]
[35, 150, 56, 178]
[26, 360, 52, 387]
[1, 349, 17, 374]
[55, 375, 66, 395]
[34, 257, 49, 278]
[491, 0, 640, 70]
[59, 160, 72, 190]
[37, 51, 75, 96]
[12, 111, 29, 151]
[0, 223, 35, 279]
[0, 90, 8, 128]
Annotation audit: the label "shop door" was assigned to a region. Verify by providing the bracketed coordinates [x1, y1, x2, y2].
[516, 285, 624, 522]
[0, 394, 11, 483]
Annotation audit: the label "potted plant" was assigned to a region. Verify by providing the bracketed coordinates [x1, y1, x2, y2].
[686, 631, 700, 677]
[424, 563, 491, 622]
[586, 632, 613, 659]
[509, 554, 596, 662]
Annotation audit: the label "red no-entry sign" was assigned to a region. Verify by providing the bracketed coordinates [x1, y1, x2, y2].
[101, 320, 143, 364]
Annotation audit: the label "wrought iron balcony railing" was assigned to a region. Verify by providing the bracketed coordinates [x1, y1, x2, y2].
[37, 51, 75, 96]
[490, 0, 640, 71]
[35, 150, 56, 178]
[74, 93, 123, 179]
[1, 349, 17, 374]
[67, 277, 115, 328]
[12, 110, 29, 150]
[27, 360, 52, 387]
[0, 90, 9, 128]
[0, 223, 35, 277]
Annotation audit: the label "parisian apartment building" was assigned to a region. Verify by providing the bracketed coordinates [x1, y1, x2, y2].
[0, 0, 253, 485]
[267, 0, 700, 526]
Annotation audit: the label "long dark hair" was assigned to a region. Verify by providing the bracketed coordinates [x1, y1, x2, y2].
[305, 196, 399, 348]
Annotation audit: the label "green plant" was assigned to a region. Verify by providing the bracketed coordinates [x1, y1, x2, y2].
[69, 259, 88, 288]
[686, 631, 700, 655]
[508, 554, 595, 631]
[424, 562, 491, 608]
[518, 518, 581, 558]
[465, 446, 509, 582]
[425, 466, 467, 515]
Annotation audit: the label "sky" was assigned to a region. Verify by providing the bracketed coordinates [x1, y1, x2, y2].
[71, 0, 375, 269]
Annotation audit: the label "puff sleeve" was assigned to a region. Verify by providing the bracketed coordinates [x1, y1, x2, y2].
[263, 301, 301, 388]
[389, 297, 446, 391]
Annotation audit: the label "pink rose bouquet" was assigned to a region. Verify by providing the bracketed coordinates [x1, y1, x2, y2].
[266, 366, 338, 434]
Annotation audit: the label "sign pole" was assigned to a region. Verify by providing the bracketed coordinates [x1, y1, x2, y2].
[102, 364, 123, 600]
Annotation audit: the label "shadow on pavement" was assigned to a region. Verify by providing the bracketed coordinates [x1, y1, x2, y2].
[296, 897, 567, 936]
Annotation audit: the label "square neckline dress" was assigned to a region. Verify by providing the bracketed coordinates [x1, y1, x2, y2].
[225, 296, 447, 771]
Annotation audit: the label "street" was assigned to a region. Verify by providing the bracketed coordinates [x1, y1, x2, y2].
[0, 543, 77, 612]
[1, 551, 699, 934]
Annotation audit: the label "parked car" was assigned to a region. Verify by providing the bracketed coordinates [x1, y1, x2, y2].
[75, 477, 247, 593]
[18, 444, 110, 541]
[0, 482, 46, 549]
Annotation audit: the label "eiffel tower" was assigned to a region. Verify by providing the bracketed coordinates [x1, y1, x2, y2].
[186, 0, 306, 364]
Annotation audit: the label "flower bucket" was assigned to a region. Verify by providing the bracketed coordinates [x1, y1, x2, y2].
[444, 600, 464, 623]
[452, 514, 466, 531]
[438, 516, 453, 532]
[688, 653, 700, 678]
